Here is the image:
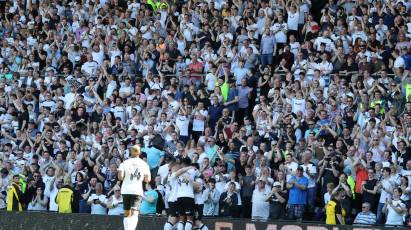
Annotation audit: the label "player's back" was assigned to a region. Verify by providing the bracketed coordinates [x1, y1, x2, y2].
[119, 157, 150, 196]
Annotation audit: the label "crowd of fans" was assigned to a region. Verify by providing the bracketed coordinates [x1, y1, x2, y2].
[2, 0, 411, 227]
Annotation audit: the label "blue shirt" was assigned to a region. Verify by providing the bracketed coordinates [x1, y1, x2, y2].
[143, 147, 165, 169]
[225, 151, 239, 172]
[206, 145, 219, 165]
[260, 35, 276, 54]
[237, 86, 251, 109]
[287, 175, 309, 205]
[226, 87, 238, 111]
[208, 104, 223, 128]
[140, 190, 158, 215]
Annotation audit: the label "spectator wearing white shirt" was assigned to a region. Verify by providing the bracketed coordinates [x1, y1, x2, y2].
[40, 92, 56, 112]
[180, 14, 195, 42]
[81, 54, 98, 76]
[311, 53, 333, 76]
[87, 182, 108, 215]
[175, 109, 190, 144]
[105, 75, 118, 99]
[107, 186, 124, 215]
[270, 14, 288, 49]
[251, 178, 271, 220]
[91, 43, 104, 66]
[204, 66, 218, 93]
[119, 78, 134, 99]
[232, 60, 251, 86]
[64, 85, 77, 110]
[285, 0, 300, 36]
[314, 30, 335, 53]
[377, 167, 397, 224]
[383, 187, 407, 226]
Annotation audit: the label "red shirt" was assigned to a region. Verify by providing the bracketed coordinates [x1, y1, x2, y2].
[188, 61, 204, 79]
[355, 167, 368, 193]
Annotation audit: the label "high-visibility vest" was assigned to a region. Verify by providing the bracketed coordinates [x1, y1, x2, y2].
[347, 176, 355, 198]
[326, 200, 345, 225]
[147, 0, 168, 11]
[19, 174, 27, 193]
[7, 183, 22, 211]
[56, 187, 74, 213]
[369, 99, 385, 114]
[146, 0, 157, 10]
[406, 83, 411, 102]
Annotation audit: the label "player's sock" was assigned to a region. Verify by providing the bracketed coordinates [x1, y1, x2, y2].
[184, 221, 193, 230]
[130, 213, 139, 230]
[164, 221, 174, 230]
[177, 221, 185, 230]
[123, 217, 130, 230]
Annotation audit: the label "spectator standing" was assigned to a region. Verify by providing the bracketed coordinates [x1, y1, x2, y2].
[362, 168, 379, 213]
[144, 145, 165, 179]
[6, 175, 23, 211]
[286, 166, 308, 220]
[56, 177, 74, 213]
[203, 178, 220, 217]
[107, 186, 123, 216]
[219, 182, 238, 217]
[87, 182, 107, 215]
[251, 178, 271, 220]
[240, 165, 256, 218]
[377, 167, 396, 224]
[326, 189, 346, 225]
[267, 181, 287, 220]
[383, 188, 407, 226]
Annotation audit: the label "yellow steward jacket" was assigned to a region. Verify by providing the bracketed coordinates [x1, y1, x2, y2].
[326, 200, 345, 225]
[7, 183, 23, 211]
[56, 187, 74, 213]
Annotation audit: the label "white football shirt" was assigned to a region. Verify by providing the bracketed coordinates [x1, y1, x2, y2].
[173, 171, 195, 199]
[119, 157, 150, 196]
[167, 176, 179, 202]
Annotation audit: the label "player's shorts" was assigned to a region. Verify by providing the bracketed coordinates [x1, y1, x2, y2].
[177, 197, 195, 216]
[167, 201, 179, 216]
[122, 194, 142, 211]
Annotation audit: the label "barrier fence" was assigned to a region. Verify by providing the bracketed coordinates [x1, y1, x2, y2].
[0, 211, 408, 230]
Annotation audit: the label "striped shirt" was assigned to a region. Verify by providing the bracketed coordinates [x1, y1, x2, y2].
[354, 212, 376, 225]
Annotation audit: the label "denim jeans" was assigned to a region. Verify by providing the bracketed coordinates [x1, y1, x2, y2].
[260, 54, 273, 66]
[376, 202, 385, 224]
[307, 187, 317, 212]
[79, 199, 90, 213]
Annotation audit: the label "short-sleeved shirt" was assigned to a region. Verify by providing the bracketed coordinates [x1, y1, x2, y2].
[140, 190, 159, 215]
[226, 87, 238, 111]
[237, 86, 251, 109]
[143, 147, 165, 169]
[287, 175, 309, 205]
[119, 157, 151, 196]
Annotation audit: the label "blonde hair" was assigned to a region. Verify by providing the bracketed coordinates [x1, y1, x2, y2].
[130, 145, 141, 157]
